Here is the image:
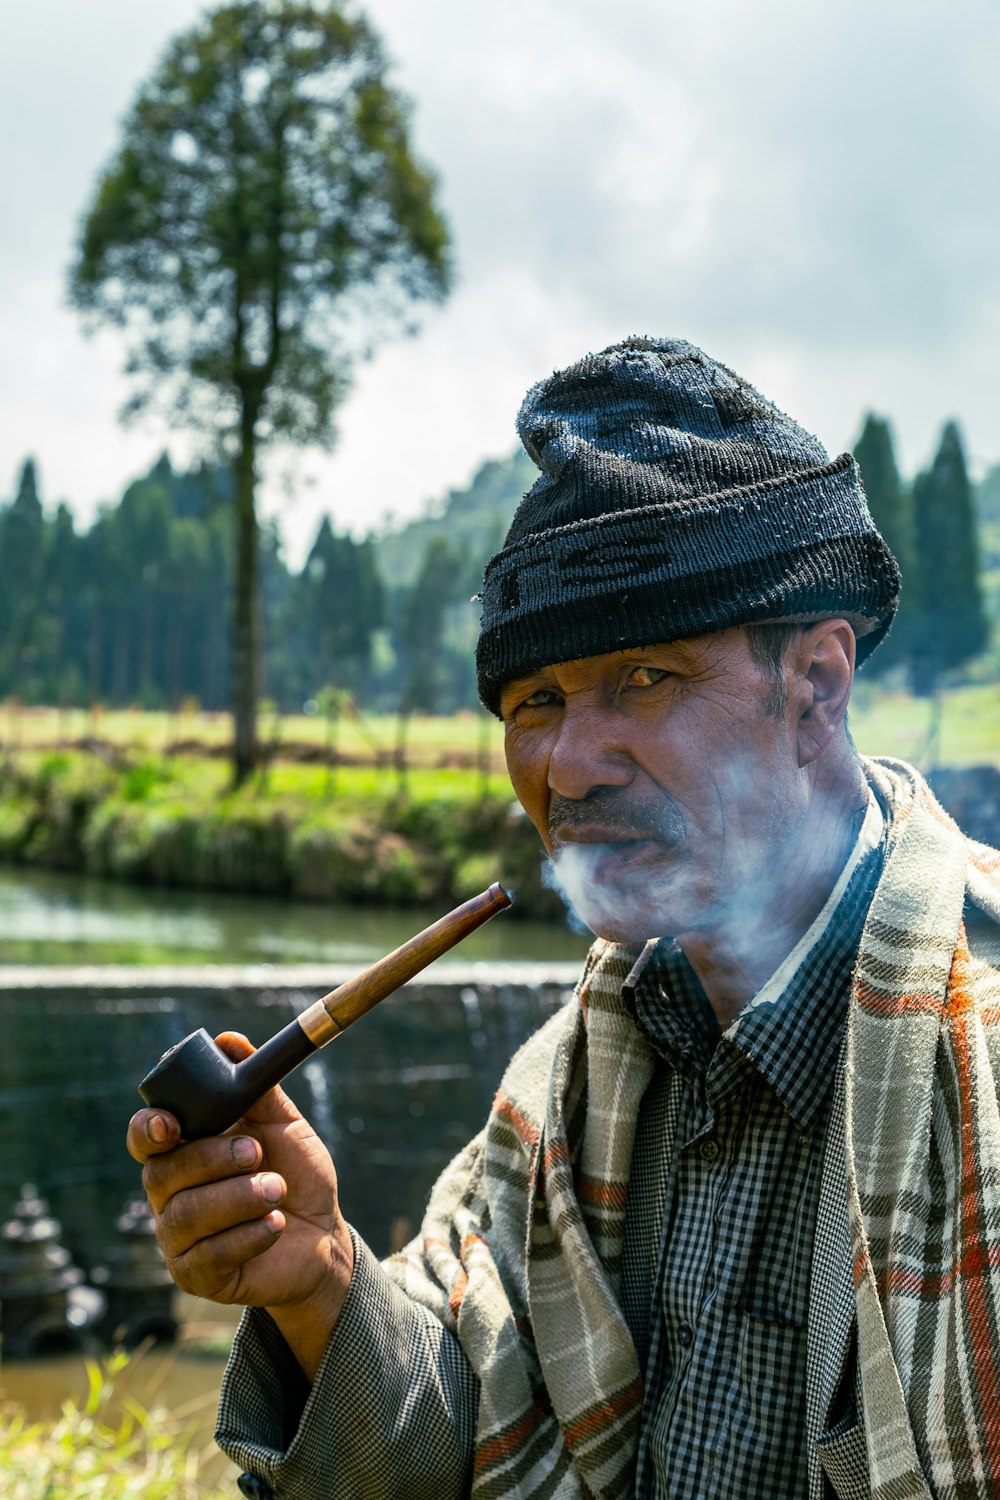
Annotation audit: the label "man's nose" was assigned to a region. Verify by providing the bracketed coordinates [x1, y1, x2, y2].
[546, 707, 634, 801]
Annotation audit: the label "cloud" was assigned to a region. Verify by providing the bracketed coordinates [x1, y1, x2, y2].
[370, 0, 1000, 473]
[1, 0, 997, 550]
[380, 0, 1000, 354]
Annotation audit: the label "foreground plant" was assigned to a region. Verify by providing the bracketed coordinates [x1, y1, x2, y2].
[0, 1351, 230, 1499]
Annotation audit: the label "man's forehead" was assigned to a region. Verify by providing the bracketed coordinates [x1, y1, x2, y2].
[550, 630, 748, 670]
[505, 632, 750, 688]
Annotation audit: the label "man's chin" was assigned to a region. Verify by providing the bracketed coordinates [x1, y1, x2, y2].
[579, 905, 670, 947]
[546, 844, 681, 946]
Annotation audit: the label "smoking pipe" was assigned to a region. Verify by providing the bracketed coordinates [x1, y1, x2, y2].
[138, 882, 513, 1140]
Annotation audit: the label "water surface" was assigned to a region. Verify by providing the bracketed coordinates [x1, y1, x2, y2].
[0, 865, 587, 966]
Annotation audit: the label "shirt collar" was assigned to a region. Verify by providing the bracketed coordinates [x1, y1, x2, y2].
[732, 790, 883, 1024]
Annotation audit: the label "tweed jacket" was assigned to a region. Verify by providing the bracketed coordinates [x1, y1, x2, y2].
[218, 758, 1000, 1499]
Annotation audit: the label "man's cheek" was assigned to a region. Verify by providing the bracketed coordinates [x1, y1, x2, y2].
[505, 771, 551, 848]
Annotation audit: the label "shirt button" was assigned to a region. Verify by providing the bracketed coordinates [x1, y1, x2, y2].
[677, 1322, 694, 1347]
[238, 1476, 273, 1500]
[699, 1138, 719, 1161]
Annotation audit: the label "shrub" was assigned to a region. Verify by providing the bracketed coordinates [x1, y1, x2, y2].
[288, 813, 373, 900]
[122, 758, 174, 802]
[453, 851, 499, 899]
[0, 795, 36, 859]
[366, 831, 437, 904]
[192, 807, 291, 893]
[24, 755, 119, 869]
[83, 799, 155, 880]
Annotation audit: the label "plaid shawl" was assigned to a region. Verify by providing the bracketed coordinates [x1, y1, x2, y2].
[385, 759, 1000, 1499]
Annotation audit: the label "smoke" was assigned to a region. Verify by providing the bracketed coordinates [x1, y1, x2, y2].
[541, 849, 598, 934]
[541, 786, 689, 941]
[539, 765, 869, 1018]
[537, 769, 837, 959]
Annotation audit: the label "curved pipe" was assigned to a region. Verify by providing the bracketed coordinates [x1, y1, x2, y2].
[138, 882, 513, 1139]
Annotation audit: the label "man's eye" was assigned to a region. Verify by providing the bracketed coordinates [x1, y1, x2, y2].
[628, 666, 670, 688]
[501, 686, 561, 722]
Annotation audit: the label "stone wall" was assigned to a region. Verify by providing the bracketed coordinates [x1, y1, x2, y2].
[0, 963, 578, 1271]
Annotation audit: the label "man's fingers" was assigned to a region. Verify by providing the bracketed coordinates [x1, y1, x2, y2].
[157, 1169, 286, 1260]
[127, 1107, 181, 1164]
[215, 1030, 255, 1062]
[142, 1132, 264, 1213]
[170, 1212, 286, 1301]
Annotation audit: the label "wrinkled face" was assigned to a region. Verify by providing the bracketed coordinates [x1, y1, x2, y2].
[500, 629, 810, 946]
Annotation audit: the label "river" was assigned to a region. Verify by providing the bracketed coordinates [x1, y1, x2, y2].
[0, 863, 587, 966]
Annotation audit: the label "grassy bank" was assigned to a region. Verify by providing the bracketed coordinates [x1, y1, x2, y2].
[0, 749, 565, 921]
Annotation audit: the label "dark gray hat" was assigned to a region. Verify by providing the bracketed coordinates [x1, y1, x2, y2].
[476, 336, 900, 713]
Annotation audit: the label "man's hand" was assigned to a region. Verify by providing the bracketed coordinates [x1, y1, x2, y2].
[126, 1031, 353, 1380]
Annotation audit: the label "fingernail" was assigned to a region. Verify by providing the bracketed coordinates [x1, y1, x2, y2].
[147, 1115, 168, 1144]
[259, 1173, 283, 1204]
[231, 1136, 258, 1168]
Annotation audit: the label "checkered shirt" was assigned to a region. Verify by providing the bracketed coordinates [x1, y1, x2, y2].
[218, 806, 884, 1499]
[620, 812, 884, 1499]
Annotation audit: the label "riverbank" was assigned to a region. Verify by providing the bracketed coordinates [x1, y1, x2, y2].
[0, 749, 566, 920]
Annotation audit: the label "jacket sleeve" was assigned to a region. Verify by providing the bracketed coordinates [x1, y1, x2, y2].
[215, 1229, 480, 1500]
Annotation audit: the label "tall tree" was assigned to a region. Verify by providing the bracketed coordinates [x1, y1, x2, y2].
[41, 503, 83, 704]
[69, 0, 451, 782]
[910, 421, 989, 696]
[853, 414, 913, 673]
[401, 534, 459, 713]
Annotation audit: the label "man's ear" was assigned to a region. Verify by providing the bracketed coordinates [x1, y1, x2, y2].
[792, 619, 856, 767]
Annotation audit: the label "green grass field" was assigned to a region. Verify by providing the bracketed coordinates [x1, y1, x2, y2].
[0, 701, 507, 772]
[849, 681, 999, 768]
[2, 680, 997, 790]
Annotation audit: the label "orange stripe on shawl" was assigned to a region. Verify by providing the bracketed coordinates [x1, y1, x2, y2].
[562, 1379, 643, 1448]
[473, 1390, 552, 1473]
[493, 1090, 541, 1147]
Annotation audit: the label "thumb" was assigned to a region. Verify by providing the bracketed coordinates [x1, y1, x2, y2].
[214, 1030, 306, 1129]
[215, 1030, 256, 1063]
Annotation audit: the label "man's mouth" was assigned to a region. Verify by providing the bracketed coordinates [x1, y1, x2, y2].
[552, 825, 647, 846]
[553, 834, 662, 884]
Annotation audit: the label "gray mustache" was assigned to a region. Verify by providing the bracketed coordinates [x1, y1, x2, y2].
[548, 789, 685, 846]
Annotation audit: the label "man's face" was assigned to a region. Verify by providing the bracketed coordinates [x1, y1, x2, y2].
[500, 628, 810, 946]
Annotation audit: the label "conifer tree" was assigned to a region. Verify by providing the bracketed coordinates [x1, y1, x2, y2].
[402, 535, 459, 712]
[853, 414, 912, 672]
[910, 421, 988, 696]
[0, 459, 49, 692]
[302, 516, 385, 693]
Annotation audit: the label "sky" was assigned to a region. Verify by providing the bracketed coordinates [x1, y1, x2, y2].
[2, 0, 998, 567]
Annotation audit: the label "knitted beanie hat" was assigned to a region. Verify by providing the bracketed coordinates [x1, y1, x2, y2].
[476, 336, 900, 714]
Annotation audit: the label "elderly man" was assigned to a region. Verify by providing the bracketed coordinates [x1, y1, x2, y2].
[129, 338, 1000, 1500]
